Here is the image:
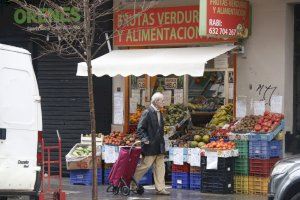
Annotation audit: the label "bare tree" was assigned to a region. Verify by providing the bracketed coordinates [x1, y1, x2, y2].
[10, 0, 155, 199]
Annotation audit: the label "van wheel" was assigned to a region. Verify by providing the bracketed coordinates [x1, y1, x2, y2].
[290, 193, 300, 200]
[30, 195, 39, 200]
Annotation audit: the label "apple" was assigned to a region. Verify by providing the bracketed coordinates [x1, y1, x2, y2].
[254, 124, 262, 132]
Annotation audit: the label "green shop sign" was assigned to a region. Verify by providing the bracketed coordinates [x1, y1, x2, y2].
[14, 7, 81, 24]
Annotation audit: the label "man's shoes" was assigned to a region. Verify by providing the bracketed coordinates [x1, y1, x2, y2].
[156, 189, 170, 195]
[130, 182, 137, 191]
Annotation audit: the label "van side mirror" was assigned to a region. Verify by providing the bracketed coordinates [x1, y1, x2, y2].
[0, 128, 6, 140]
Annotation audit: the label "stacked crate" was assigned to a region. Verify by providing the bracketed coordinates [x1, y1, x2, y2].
[103, 163, 153, 185]
[70, 168, 102, 185]
[171, 163, 190, 189]
[189, 166, 201, 190]
[138, 169, 153, 185]
[234, 140, 249, 194]
[103, 163, 113, 185]
[248, 139, 282, 195]
[201, 157, 235, 194]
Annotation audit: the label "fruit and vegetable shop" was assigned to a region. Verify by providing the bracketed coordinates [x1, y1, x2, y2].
[68, 0, 285, 196]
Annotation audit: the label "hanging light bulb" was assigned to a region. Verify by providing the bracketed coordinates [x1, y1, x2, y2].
[46, 34, 49, 42]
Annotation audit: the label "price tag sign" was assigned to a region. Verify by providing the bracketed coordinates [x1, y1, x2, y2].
[229, 83, 234, 100]
[236, 99, 247, 118]
[132, 89, 140, 104]
[254, 101, 265, 116]
[137, 78, 145, 89]
[174, 89, 184, 104]
[173, 147, 184, 165]
[104, 145, 118, 164]
[190, 148, 201, 167]
[142, 90, 146, 106]
[164, 78, 177, 89]
[271, 96, 283, 113]
[206, 151, 218, 170]
[162, 90, 172, 106]
[130, 98, 138, 114]
[113, 92, 124, 125]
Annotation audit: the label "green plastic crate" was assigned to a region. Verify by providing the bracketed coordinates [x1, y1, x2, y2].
[234, 156, 249, 175]
[236, 140, 249, 157]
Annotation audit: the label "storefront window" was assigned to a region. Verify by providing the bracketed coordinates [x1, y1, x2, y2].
[150, 75, 184, 106]
[129, 75, 146, 126]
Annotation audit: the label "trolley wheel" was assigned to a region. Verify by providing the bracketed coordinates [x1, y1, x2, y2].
[106, 185, 113, 193]
[113, 186, 119, 195]
[137, 185, 144, 195]
[121, 186, 130, 196]
[29, 195, 39, 200]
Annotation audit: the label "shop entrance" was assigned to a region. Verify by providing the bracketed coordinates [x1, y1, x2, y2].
[292, 4, 300, 153]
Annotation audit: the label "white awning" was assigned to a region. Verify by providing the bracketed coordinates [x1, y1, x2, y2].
[76, 44, 236, 77]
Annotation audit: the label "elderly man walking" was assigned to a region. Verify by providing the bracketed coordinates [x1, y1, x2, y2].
[132, 92, 170, 195]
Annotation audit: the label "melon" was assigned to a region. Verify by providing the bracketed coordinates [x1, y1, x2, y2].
[190, 141, 198, 148]
[194, 135, 202, 142]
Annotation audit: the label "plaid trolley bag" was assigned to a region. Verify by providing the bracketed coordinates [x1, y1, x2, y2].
[107, 142, 144, 196]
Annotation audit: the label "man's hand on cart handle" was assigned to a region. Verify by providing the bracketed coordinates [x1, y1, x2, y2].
[141, 138, 150, 144]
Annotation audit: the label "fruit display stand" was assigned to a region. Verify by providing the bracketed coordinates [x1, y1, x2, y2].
[233, 140, 249, 194]
[228, 132, 250, 141]
[207, 104, 234, 129]
[201, 156, 235, 194]
[248, 120, 285, 141]
[169, 140, 239, 193]
[66, 143, 102, 170]
[80, 134, 103, 145]
[227, 111, 285, 196]
[65, 143, 102, 185]
[171, 163, 190, 189]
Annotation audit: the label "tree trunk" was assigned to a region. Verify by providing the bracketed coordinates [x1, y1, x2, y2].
[84, 1, 98, 199]
[87, 60, 98, 200]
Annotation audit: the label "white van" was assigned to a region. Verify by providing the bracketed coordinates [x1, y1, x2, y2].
[0, 44, 42, 200]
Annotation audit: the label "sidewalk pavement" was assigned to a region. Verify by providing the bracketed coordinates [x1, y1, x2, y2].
[7, 178, 267, 200]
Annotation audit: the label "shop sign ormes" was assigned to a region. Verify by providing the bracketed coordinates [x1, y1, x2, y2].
[199, 0, 250, 39]
[113, 5, 234, 46]
[13, 7, 81, 31]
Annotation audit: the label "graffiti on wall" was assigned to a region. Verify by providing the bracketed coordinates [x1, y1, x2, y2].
[255, 84, 278, 106]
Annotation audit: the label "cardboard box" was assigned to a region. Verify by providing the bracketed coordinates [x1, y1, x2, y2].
[66, 156, 102, 170]
[80, 134, 103, 146]
[66, 143, 102, 170]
